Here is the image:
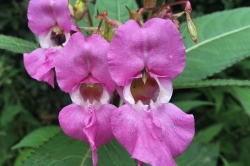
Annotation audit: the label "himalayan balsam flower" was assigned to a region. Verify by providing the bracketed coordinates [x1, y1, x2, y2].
[55, 32, 116, 166]
[108, 18, 195, 166]
[24, 0, 77, 87]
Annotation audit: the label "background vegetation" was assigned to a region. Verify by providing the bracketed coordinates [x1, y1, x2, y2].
[0, 0, 250, 165]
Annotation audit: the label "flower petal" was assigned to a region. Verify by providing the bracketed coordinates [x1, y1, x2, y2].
[38, 29, 53, 48]
[111, 104, 177, 166]
[28, 0, 56, 35]
[55, 33, 89, 92]
[108, 18, 186, 86]
[23, 48, 56, 87]
[155, 77, 173, 103]
[143, 18, 186, 78]
[108, 20, 145, 86]
[55, 32, 115, 92]
[53, 0, 72, 33]
[86, 34, 115, 91]
[151, 103, 195, 157]
[59, 103, 116, 166]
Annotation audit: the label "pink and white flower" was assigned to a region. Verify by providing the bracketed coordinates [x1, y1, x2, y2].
[24, 0, 77, 87]
[55, 32, 116, 166]
[108, 18, 195, 166]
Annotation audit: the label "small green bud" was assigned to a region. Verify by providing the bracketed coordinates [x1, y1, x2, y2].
[73, 0, 87, 22]
[185, 12, 198, 43]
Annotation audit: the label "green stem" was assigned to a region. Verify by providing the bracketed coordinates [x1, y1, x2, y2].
[87, 3, 93, 27]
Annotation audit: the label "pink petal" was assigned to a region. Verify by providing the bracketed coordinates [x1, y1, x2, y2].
[151, 103, 195, 157]
[53, 0, 72, 33]
[71, 22, 80, 32]
[108, 20, 145, 86]
[111, 104, 176, 166]
[86, 34, 115, 91]
[23, 48, 57, 87]
[143, 19, 186, 79]
[28, 0, 56, 35]
[28, 0, 72, 35]
[108, 18, 186, 86]
[59, 103, 116, 166]
[55, 32, 115, 92]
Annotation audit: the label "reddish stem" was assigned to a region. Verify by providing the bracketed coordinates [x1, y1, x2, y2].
[145, 0, 187, 11]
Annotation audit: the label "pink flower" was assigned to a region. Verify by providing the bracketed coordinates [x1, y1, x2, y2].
[55, 32, 116, 166]
[24, 0, 77, 87]
[108, 18, 195, 166]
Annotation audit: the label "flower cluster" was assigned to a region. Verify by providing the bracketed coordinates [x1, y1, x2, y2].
[24, 0, 196, 166]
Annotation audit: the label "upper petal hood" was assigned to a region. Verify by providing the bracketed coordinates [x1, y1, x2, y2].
[53, 0, 72, 33]
[108, 18, 186, 86]
[108, 20, 145, 86]
[143, 19, 186, 79]
[55, 32, 115, 93]
[28, 0, 72, 35]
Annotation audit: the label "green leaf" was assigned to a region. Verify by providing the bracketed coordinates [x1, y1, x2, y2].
[23, 132, 136, 166]
[229, 87, 250, 116]
[11, 126, 61, 149]
[0, 35, 37, 53]
[93, 0, 138, 26]
[174, 8, 250, 84]
[220, 156, 230, 166]
[174, 79, 250, 89]
[0, 105, 24, 127]
[173, 100, 214, 112]
[194, 124, 223, 143]
[229, 163, 244, 166]
[175, 142, 219, 166]
[14, 148, 35, 166]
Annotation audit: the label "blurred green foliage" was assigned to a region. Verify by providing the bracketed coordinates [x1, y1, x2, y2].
[0, 0, 250, 166]
[0, 1, 71, 165]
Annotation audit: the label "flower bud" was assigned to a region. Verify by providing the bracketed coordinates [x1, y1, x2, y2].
[104, 22, 114, 42]
[144, 0, 157, 8]
[185, 12, 197, 43]
[184, 1, 192, 12]
[73, 0, 88, 22]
